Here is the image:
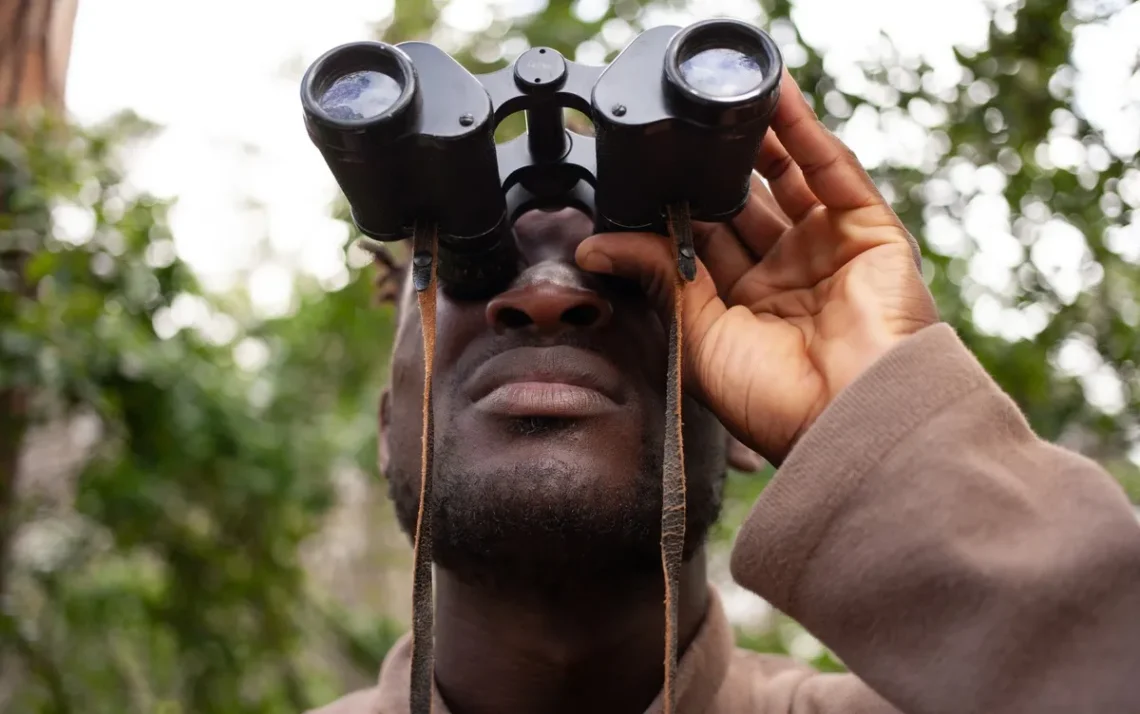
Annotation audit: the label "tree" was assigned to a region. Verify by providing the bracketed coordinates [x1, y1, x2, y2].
[1, 0, 1136, 710]
[0, 0, 78, 109]
[1, 1, 395, 707]
[0, 0, 78, 606]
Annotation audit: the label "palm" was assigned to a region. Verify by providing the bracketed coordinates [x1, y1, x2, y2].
[693, 208, 931, 459]
[578, 70, 938, 461]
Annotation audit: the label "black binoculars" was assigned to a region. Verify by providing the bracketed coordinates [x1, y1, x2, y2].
[300, 19, 784, 298]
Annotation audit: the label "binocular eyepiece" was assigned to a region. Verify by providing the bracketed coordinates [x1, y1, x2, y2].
[300, 19, 783, 299]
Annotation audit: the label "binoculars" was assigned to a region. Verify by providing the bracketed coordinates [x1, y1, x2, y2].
[300, 19, 783, 298]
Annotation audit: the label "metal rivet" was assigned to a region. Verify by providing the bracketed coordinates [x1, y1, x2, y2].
[413, 253, 432, 267]
[612, 104, 627, 117]
[679, 246, 695, 259]
[459, 113, 475, 126]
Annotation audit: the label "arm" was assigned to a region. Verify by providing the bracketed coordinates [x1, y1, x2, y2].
[576, 66, 1140, 713]
[731, 322, 1140, 713]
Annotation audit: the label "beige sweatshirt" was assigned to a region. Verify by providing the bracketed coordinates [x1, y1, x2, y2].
[309, 323, 1140, 714]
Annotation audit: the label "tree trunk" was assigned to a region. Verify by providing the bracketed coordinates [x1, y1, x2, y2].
[0, 0, 78, 109]
[0, 0, 78, 602]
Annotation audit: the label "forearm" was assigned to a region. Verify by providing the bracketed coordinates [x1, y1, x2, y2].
[730, 323, 1140, 713]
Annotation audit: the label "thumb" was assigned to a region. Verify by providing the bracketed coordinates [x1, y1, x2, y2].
[576, 231, 678, 310]
[575, 231, 725, 348]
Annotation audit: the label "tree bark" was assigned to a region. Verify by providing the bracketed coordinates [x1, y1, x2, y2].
[0, 0, 78, 110]
[0, 0, 78, 603]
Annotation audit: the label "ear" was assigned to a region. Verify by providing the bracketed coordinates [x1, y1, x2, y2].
[378, 388, 392, 477]
[726, 432, 765, 473]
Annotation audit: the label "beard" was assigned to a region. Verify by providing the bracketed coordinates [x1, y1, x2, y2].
[386, 415, 725, 596]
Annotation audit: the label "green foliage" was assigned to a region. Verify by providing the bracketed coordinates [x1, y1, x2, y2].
[2, 0, 1138, 709]
[0, 111, 398, 712]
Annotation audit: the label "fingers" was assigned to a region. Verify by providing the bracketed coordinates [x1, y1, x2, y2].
[690, 222, 755, 300]
[691, 172, 792, 291]
[726, 432, 766, 473]
[731, 172, 792, 255]
[687, 172, 789, 294]
[755, 130, 818, 222]
[763, 69, 884, 213]
[581, 189, 784, 307]
[576, 232, 726, 344]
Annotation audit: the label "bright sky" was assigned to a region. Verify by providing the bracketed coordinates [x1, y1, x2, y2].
[61, 0, 1140, 630]
[66, 1, 396, 309]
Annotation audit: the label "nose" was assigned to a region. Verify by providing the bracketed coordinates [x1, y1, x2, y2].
[486, 281, 612, 334]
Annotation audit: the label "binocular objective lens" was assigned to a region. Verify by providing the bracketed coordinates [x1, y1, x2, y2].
[679, 47, 765, 98]
[319, 70, 402, 121]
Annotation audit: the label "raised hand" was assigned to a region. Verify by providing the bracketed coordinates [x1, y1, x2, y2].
[576, 69, 939, 463]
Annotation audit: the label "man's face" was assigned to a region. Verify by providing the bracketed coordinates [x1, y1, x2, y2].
[382, 208, 728, 590]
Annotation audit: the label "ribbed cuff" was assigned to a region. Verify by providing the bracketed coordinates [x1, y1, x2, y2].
[729, 322, 994, 611]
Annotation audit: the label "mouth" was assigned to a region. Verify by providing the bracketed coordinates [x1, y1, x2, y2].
[465, 346, 626, 419]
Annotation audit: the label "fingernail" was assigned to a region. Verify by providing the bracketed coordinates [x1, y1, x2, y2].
[580, 251, 614, 274]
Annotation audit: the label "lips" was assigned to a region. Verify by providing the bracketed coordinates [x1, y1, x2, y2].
[465, 346, 626, 418]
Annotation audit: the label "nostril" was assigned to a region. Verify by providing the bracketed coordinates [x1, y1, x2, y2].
[561, 304, 601, 327]
[498, 307, 533, 329]
[486, 282, 612, 333]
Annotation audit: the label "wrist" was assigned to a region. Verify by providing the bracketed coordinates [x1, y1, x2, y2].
[793, 321, 938, 458]
[828, 288, 941, 402]
[834, 330, 913, 397]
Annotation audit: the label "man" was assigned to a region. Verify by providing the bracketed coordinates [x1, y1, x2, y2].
[311, 68, 1140, 713]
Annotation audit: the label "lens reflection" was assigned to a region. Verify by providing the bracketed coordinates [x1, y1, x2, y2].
[679, 48, 765, 98]
[319, 70, 402, 121]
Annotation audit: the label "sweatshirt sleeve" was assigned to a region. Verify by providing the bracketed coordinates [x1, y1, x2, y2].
[729, 322, 1140, 714]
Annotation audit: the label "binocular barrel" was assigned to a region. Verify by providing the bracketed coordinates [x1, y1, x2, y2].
[592, 21, 781, 232]
[300, 19, 783, 298]
[301, 41, 517, 294]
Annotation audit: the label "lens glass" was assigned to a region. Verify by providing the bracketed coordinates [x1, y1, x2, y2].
[319, 70, 402, 121]
[679, 47, 765, 98]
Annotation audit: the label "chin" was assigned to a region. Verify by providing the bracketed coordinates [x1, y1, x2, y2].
[384, 398, 728, 593]
[444, 438, 656, 520]
[402, 423, 667, 590]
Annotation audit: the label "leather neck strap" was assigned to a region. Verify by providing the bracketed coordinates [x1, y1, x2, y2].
[409, 223, 437, 714]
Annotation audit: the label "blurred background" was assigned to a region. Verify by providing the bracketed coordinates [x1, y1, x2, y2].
[1, 0, 1138, 711]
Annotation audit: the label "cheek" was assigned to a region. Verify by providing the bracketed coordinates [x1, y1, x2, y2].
[431, 300, 487, 364]
[384, 333, 427, 462]
[389, 335, 424, 406]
